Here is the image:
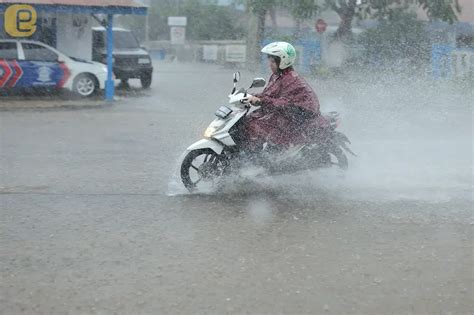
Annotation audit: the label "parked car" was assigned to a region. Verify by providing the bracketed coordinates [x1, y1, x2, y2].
[92, 27, 153, 88]
[0, 39, 107, 97]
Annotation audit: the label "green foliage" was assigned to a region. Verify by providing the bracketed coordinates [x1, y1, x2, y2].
[357, 0, 412, 21]
[244, 0, 276, 14]
[121, 0, 245, 41]
[241, 0, 461, 35]
[323, 0, 357, 15]
[353, 0, 461, 63]
[278, 0, 320, 21]
[416, 0, 461, 23]
[322, 0, 461, 40]
[181, 0, 245, 40]
[148, 0, 178, 40]
[242, 0, 320, 21]
[357, 0, 461, 23]
[357, 10, 431, 64]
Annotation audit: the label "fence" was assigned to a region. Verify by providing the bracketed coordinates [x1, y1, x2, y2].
[147, 40, 474, 80]
[431, 44, 474, 79]
[452, 49, 474, 78]
[147, 40, 247, 64]
[146, 39, 322, 73]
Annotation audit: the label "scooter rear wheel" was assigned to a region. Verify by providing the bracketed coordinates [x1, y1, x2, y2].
[329, 145, 348, 170]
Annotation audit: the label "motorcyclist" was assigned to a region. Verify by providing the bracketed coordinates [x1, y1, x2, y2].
[244, 41, 328, 150]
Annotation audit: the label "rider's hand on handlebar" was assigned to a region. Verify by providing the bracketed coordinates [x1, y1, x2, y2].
[245, 95, 261, 105]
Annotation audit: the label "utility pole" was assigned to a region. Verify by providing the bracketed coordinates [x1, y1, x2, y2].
[146, 7, 150, 45]
[245, 3, 263, 71]
[246, 12, 258, 70]
[137, 0, 150, 46]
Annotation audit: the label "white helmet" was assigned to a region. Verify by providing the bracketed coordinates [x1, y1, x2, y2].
[261, 41, 296, 70]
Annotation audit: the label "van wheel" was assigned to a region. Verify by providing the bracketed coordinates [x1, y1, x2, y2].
[140, 73, 152, 89]
[73, 74, 98, 97]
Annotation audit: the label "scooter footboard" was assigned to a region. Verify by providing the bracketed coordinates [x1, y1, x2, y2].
[186, 139, 224, 154]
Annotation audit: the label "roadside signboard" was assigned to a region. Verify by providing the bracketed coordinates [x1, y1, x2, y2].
[170, 26, 185, 45]
[4, 4, 37, 37]
[225, 45, 246, 63]
[168, 16, 187, 26]
[168, 16, 187, 45]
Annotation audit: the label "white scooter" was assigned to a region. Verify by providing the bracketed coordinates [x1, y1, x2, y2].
[180, 72, 354, 191]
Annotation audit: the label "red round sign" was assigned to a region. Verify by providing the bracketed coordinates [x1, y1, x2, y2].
[316, 19, 327, 33]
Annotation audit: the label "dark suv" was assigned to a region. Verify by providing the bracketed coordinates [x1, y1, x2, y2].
[92, 27, 153, 88]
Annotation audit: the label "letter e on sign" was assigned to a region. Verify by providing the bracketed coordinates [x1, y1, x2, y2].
[5, 5, 37, 37]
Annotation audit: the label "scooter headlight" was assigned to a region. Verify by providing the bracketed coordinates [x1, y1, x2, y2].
[204, 126, 219, 138]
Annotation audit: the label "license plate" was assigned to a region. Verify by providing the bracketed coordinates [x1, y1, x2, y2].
[138, 58, 150, 64]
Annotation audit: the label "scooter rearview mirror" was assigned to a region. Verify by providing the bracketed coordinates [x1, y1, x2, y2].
[233, 71, 240, 83]
[231, 72, 241, 94]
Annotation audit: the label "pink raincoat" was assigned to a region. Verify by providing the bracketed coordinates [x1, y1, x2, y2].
[246, 68, 328, 147]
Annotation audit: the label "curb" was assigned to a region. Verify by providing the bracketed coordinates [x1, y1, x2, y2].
[0, 100, 115, 111]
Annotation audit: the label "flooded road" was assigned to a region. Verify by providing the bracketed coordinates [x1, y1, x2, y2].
[1, 61, 472, 314]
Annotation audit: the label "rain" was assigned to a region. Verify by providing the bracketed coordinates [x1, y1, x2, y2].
[1, 0, 473, 314]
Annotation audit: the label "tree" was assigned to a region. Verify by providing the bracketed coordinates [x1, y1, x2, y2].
[243, 0, 320, 42]
[181, 0, 245, 40]
[324, 0, 357, 40]
[415, 0, 461, 23]
[241, 0, 320, 66]
[242, 0, 275, 67]
[358, 10, 431, 65]
[324, 0, 462, 41]
[280, 0, 321, 35]
[119, 0, 178, 41]
[120, 0, 244, 41]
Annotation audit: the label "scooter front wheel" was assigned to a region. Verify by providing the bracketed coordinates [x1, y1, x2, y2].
[180, 149, 227, 191]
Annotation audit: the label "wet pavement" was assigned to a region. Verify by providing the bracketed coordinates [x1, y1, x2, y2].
[1, 61, 473, 314]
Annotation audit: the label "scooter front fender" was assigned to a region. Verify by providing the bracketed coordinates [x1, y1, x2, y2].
[186, 138, 224, 155]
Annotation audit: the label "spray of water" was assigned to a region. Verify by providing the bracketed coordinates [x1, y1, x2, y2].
[168, 66, 472, 202]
